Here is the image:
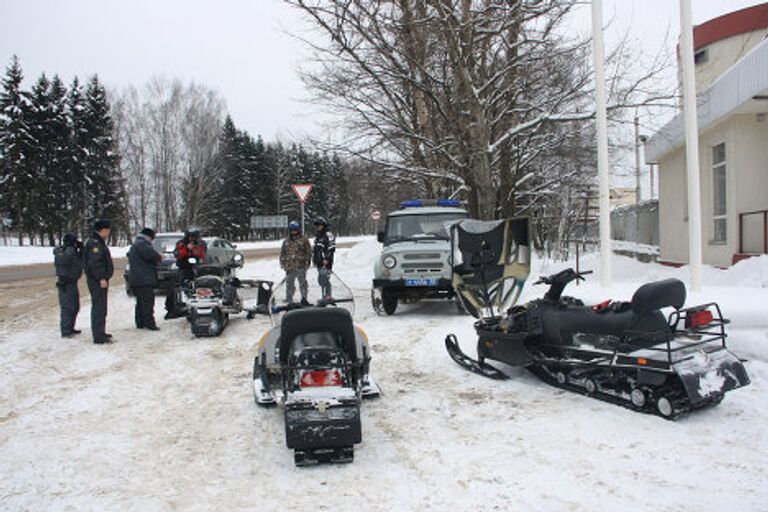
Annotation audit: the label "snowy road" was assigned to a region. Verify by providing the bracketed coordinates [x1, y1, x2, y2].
[0, 240, 766, 511]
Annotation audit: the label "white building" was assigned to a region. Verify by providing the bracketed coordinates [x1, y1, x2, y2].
[645, 3, 768, 267]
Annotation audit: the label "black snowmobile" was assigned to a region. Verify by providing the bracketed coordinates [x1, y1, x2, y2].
[167, 256, 273, 337]
[253, 270, 380, 466]
[445, 218, 750, 419]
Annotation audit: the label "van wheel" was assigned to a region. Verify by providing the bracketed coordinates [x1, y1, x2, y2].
[382, 289, 397, 315]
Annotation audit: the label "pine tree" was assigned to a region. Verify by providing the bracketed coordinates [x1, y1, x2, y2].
[67, 76, 89, 233]
[82, 75, 124, 236]
[0, 55, 34, 244]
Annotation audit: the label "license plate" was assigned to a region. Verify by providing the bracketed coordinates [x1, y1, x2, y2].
[405, 278, 436, 287]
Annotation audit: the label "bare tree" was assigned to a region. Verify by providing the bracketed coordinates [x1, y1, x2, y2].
[286, 0, 674, 220]
[112, 78, 226, 232]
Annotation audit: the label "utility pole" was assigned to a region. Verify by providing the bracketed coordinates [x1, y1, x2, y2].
[679, 0, 704, 291]
[634, 113, 641, 205]
[592, 0, 611, 287]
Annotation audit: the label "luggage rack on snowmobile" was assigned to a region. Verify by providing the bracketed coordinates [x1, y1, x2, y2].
[613, 302, 729, 368]
[530, 303, 730, 373]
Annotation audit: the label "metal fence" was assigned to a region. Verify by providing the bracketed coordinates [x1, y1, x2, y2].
[610, 200, 659, 261]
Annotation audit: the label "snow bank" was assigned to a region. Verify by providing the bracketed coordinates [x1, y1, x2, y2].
[0, 235, 373, 267]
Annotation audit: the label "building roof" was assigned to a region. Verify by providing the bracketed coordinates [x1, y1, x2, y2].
[694, 3, 768, 51]
[645, 37, 768, 164]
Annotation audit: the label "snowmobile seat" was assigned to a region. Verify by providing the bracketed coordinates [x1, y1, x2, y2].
[631, 278, 686, 317]
[194, 275, 223, 290]
[279, 309, 358, 366]
[197, 264, 226, 277]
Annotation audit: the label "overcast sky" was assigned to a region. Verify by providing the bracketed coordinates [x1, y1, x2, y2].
[1, 0, 765, 143]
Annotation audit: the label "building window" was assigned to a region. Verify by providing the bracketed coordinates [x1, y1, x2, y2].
[712, 142, 726, 242]
[695, 48, 709, 65]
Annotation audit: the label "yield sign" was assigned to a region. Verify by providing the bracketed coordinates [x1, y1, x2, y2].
[291, 183, 314, 204]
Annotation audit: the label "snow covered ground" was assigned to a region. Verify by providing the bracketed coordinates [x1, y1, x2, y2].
[0, 238, 766, 511]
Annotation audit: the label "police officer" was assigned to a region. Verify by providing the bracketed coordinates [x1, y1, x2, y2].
[83, 219, 114, 344]
[312, 216, 336, 299]
[128, 227, 162, 330]
[53, 232, 83, 337]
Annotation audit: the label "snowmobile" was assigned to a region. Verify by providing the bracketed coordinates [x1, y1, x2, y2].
[166, 256, 273, 337]
[252, 270, 380, 466]
[445, 218, 750, 419]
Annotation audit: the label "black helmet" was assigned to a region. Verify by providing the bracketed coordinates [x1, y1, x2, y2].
[185, 227, 201, 238]
[313, 216, 328, 227]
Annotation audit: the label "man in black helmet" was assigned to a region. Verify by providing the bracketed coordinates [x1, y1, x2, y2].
[83, 219, 114, 344]
[53, 232, 83, 337]
[165, 228, 207, 319]
[128, 227, 162, 330]
[312, 216, 336, 299]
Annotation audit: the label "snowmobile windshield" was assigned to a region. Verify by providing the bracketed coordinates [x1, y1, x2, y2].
[384, 213, 467, 245]
[451, 217, 531, 318]
[268, 268, 355, 326]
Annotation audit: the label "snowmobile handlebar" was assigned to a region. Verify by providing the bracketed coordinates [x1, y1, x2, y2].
[534, 268, 592, 286]
[535, 268, 593, 302]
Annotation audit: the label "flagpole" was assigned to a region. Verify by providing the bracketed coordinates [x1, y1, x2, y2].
[679, 0, 703, 291]
[592, 0, 612, 287]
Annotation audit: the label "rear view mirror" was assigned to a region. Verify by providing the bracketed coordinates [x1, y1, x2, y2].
[377, 231, 385, 243]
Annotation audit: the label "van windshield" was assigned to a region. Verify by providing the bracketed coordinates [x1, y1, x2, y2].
[384, 213, 467, 245]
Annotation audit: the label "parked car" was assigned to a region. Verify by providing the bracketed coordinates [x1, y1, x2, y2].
[124, 232, 183, 296]
[204, 237, 245, 267]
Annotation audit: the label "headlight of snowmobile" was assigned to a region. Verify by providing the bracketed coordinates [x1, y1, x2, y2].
[382, 255, 396, 269]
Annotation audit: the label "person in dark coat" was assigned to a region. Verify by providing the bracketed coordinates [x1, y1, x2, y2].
[128, 227, 162, 330]
[53, 232, 83, 337]
[83, 219, 114, 344]
[312, 216, 336, 299]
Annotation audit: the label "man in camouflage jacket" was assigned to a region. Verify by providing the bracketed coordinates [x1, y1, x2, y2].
[279, 221, 312, 304]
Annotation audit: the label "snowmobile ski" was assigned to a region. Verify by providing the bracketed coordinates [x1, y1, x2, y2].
[445, 334, 510, 380]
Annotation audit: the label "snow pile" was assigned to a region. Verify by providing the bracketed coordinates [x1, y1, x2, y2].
[0, 235, 372, 267]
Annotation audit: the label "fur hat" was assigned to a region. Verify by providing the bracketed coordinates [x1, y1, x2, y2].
[94, 219, 112, 231]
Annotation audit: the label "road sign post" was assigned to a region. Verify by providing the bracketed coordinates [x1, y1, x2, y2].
[371, 209, 381, 234]
[291, 184, 314, 234]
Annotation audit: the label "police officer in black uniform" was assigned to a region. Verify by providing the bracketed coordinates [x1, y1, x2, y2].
[83, 219, 114, 344]
[54, 232, 83, 337]
[127, 227, 162, 330]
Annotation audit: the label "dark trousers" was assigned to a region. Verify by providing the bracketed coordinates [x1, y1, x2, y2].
[318, 267, 333, 298]
[87, 278, 108, 342]
[57, 282, 80, 335]
[133, 286, 157, 328]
